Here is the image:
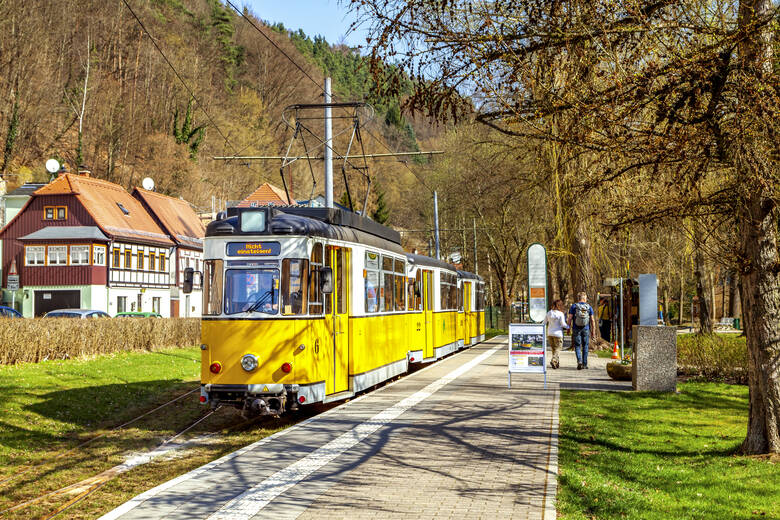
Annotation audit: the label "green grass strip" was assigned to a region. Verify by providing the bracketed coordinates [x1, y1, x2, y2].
[0, 346, 200, 464]
[557, 382, 779, 519]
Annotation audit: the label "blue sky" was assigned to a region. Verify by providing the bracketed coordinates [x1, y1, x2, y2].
[241, 1, 369, 48]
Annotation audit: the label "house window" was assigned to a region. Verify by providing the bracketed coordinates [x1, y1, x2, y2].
[137, 251, 145, 270]
[149, 253, 156, 272]
[117, 296, 127, 313]
[93, 245, 106, 266]
[70, 245, 90, 265]
[25, 246, 46, 266]
[137, 293, 142, 312]
[124, 250, 131, 269]
[152, 297, 161, 314]
[112, 248, 120, 267]
[43, 206, 67, 220]
[158, 253, 165, 272]
[48, 245, 67, 265]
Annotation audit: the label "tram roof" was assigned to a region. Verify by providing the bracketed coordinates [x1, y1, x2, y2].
[206, 206, 405, 254]
[457, 270, 484, 282]
[406, 253, 457, 272]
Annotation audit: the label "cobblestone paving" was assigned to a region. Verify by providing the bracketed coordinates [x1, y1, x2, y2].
[102, 337, 629, 520]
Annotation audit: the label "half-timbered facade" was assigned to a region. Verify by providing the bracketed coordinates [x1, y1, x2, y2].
[132, 188, 204, 317]
[0, 173, 203, 317]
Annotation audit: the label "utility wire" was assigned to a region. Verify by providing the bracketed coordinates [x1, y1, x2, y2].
[224, 1, 435, 193]
[224, 0, 325, 92]
[121, 0, 260, 174]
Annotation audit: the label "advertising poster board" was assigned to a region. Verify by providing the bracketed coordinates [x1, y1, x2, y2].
[508, 323, 547, 388]
[527, 243, 547, 323]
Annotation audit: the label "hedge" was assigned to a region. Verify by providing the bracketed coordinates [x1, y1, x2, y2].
[0, 318, 200, 365]
[677, 333, 748, 383]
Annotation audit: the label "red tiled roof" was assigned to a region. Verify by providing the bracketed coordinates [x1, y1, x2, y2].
[237, 182, 292, 207]
[132, 188, 205, 249]
[34, 174, 174, 245]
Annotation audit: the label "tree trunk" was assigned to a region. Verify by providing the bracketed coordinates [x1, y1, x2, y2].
[736, 0, 779, 455]
[738, 192, 780, 454]
[663, 288, 669, 325]
[693, 222, 712, 334]
[727, 271, 737, 317]
[679, 262, 685, 326]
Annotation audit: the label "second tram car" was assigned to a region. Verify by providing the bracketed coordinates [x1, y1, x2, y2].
[194, 206, 485, 415]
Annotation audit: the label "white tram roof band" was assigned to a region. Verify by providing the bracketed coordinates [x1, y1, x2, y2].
[207, 207, 405, 255]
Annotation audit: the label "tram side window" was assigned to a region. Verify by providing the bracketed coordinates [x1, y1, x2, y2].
[382, 255, 394, 312]
[282, 259, 308, 315]
[440, 273, 457, 311]
[203, 260, 224, 315]
[450, 278, 458, 310]
[309, 243, 323, 315]
[407, 272, 415, 311]
[414, 271, 422, 311]
[365, 251, 380, 313]
[394, 259, 405, 311]
[440, 274, 448, 310]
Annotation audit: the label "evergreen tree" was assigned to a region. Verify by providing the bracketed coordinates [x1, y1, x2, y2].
[371, 185, 389, 224]
[172, 98, 207, 160]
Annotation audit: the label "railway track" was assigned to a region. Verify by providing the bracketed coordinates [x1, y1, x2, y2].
[0, 388, 199, 489]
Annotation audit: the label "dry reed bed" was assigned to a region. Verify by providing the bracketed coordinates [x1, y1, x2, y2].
[0, 318, 200, 365]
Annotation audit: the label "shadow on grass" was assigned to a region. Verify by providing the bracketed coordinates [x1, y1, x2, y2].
[0, 379, 196, 451]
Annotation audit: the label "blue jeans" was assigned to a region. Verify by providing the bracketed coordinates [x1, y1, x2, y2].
[572, 327, 590, 366]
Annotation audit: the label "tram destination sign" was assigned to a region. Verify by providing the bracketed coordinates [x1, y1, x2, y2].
[227, 241, 281, 256]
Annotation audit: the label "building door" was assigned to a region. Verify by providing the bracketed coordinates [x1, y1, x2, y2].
[423, 270, 434, 359]
[325, 246, 350, 394]
[464, 282, 472, 344]
[34, 290, 80, 316]
[171, 298, 179, 317]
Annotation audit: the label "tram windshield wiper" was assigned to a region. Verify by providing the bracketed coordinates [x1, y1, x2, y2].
[246, 290, 275, 314]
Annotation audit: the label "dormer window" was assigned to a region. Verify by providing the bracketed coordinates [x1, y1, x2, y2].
[44, 206, 67, 220]
[117, 202, 130, 215]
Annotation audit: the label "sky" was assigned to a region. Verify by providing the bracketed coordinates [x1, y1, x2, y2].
[241, 0, 369, 48]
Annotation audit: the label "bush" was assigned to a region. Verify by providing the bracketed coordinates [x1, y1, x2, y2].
[677, 333, 748, 383]
[0, 318, 200, 365]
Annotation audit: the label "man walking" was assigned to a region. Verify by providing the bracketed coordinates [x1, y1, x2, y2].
[545, 299, 569, 369]
[568, 292, 597, 370]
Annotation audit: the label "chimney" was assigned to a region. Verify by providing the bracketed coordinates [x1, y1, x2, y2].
[77, 164, 91, 177]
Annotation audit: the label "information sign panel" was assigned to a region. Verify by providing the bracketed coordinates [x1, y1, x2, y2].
[6, 275, 19, 291]
[508, 322, 547, 388]
[527, 243, 547, 323]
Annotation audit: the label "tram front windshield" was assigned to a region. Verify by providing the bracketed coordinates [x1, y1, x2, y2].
[224, 269, 279, 315]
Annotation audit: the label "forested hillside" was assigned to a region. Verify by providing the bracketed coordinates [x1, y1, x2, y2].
[0, 0, 427, 224]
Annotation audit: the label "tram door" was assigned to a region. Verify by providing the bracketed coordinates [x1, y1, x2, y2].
[464, 282, 472, 344]
[325, 246, 350, 394]
[423, 270, 434, 359]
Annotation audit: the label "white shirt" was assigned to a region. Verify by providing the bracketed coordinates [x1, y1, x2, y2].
[545, 309, 569, 338]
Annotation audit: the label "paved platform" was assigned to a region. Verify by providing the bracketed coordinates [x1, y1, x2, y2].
[101, 336, 630, 520]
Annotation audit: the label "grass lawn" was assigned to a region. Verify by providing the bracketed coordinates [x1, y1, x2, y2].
[558, 382, 779, 519]
[0, 347, 306, 519]
[486, 328, 508, 339]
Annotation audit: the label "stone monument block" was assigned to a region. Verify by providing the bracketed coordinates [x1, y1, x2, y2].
[632, 325, 677, 392]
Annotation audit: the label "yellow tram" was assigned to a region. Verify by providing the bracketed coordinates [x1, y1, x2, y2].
[193, 206, 485, 415]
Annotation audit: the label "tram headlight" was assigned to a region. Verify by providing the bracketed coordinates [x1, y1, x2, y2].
[241, 354, 258, 372]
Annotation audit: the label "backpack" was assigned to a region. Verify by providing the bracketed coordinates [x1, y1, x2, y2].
[574, 303, 590, 327]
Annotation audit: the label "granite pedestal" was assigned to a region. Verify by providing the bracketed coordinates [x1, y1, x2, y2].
[632, 325, 677, 392]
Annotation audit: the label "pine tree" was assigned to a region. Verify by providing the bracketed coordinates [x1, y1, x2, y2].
[371, 185, 389, 224]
